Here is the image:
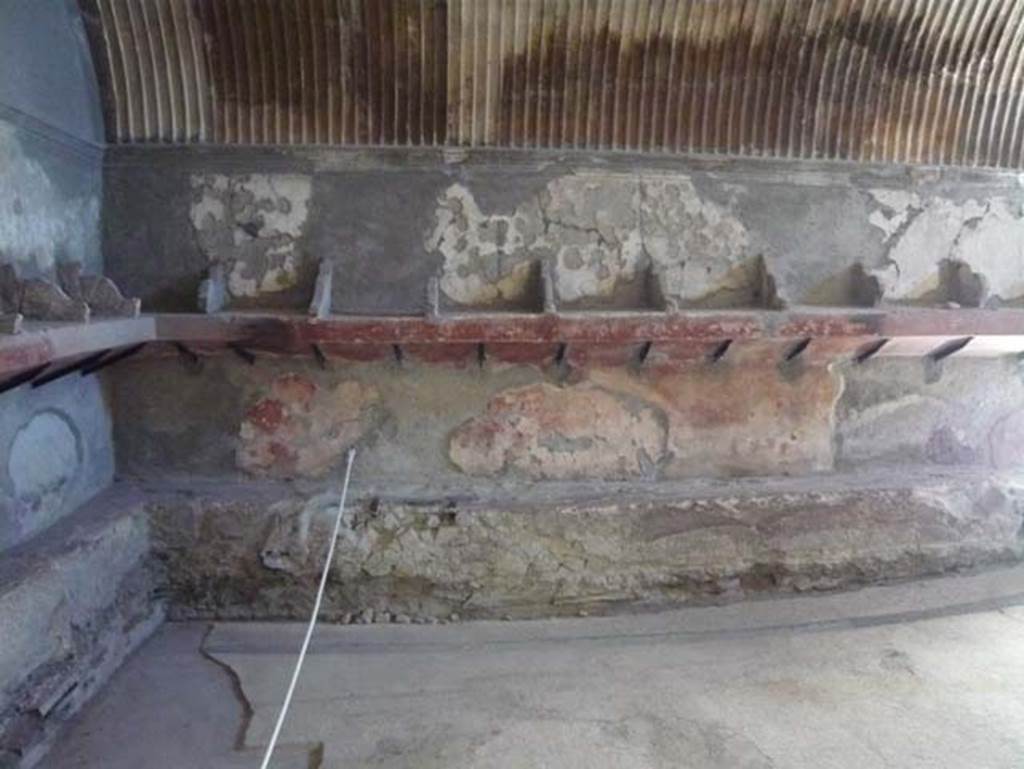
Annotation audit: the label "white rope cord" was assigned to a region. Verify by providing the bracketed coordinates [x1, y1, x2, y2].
[259, 448, 357, 769]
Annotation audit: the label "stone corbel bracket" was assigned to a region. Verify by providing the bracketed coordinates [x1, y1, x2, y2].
[0, 264, 23, 334]
[653, 268, 680, 314]
[309, 259, 334, 319]
[198, 263, 226, 314]
[58, 262, 141, 318]
[0, 312, 22, 334]
[541, 261, 558, 315]
[425, 276, 441, 320]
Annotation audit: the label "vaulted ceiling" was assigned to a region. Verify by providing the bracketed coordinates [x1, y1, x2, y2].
[81, 0, 1024, 168]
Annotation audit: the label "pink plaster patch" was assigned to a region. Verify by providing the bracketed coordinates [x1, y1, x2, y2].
[245, 398, 286, 433]
[238, 375, 379, 478]
[449, 382, 667, 480]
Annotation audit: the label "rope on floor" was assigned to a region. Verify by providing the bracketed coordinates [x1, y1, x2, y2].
[259, 448, 357, 769]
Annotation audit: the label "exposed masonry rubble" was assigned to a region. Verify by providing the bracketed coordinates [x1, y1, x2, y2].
[148, 471, 1024, 622]
[424, 174, 768, 310]
[189, 174, 313, 304]
[866, 189, 1024, 306]
[0, 491, 161, 765]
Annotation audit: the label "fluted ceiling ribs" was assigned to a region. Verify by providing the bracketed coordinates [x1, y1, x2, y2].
[82, 0, 1024, 168]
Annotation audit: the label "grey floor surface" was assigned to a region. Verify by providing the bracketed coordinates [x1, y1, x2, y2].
[41, 564, 1024, 768]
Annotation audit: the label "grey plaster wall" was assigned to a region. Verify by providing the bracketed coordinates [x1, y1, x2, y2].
[103, 148, 1024, 314]
[0, 0, 103, 277]
[0, 0, 103, 143]
[0, 0, 111, 558]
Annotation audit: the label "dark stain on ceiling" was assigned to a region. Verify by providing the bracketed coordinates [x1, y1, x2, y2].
[80, 0, 1024, 168]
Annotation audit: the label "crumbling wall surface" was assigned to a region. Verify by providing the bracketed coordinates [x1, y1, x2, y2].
[112, 355, 840, 484]
[148, 469, 1024, 622]
[103, 148, 1024, 313]
[112, 353, 1024, 485]
[110, 351, 1024, 622]
[0, 377, 113, 553]
[0, 487, 161, 767]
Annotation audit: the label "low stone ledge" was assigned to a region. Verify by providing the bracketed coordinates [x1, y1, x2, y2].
[0, 487, 162, 768]
[143, 469, 1024, 623]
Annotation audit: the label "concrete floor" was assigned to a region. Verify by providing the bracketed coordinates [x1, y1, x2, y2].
[41, 565, 1024, 769]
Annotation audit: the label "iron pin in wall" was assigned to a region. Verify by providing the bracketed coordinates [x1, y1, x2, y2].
[927, 336, 972, 362]
[0, 363, 50, 396]
[708, 339, 732, 364]
[782, 337, 812, 363]
[174, 342, 203, 374]
[636, 341, 653, 366]
[229, 343, 256, 365]
[554, 342, 568, 367]
[80, 343, 147, 376]
[853, 338, 889, 364]
[552, 342, 570, 382]
[312, 344, 328, 369]
[174, 342, 199, 365]
[31, 350, 111, 388]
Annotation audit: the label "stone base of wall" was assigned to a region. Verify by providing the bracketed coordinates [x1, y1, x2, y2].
[0, 488, 162, 768]
[146, 468, 1024, 623]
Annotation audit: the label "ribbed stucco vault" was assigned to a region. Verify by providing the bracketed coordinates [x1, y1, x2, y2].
[81, 0, 1024, 168]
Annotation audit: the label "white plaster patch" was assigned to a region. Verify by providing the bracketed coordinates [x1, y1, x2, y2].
[866, 189, 921, 243]
[641, 178, 752, 302]
[190, 174, 312, 299]
[542, 175, 646, 302]
[424, 174, 753, 307]
[0, 123, 99, 272]
[424, 183, 535, 305]
[867, 190, 1024, 303]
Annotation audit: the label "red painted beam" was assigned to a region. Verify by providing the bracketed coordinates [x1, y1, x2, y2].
[2, 309, 1024, 379]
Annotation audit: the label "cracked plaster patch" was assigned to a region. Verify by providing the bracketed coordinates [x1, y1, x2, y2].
[866, 190, 1024, 303]
[449, 381, 667, 480]
[425, 174, 753, 307]
[190, 174, 312, 299]
[238, 373, 381, 479]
